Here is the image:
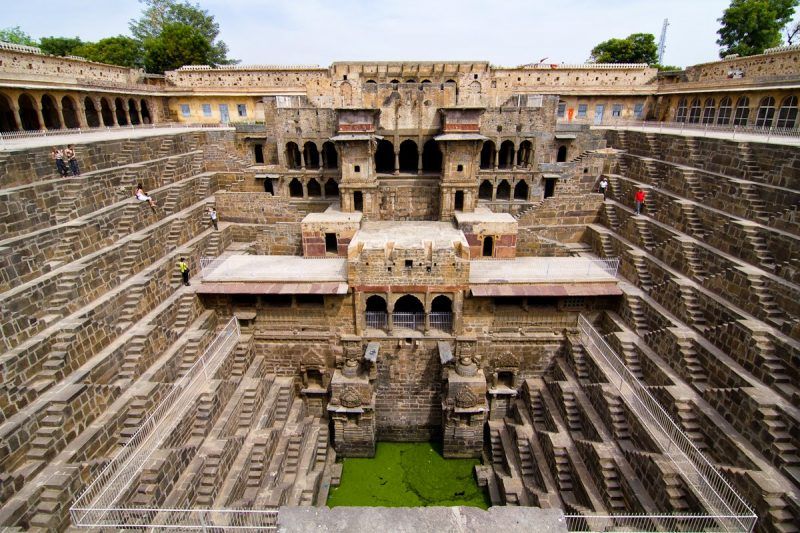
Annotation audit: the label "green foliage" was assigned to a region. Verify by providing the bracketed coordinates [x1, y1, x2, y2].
[143, 23, 212, 74]
[590, 33, 659, 65]
[130, 0, 235, 66]
[0, 26, 37, 46]
[39, 36, 84, 57]
[74, 36, 144, 68]
[717, 0, 799, 57]
[655, 64, 683, 71]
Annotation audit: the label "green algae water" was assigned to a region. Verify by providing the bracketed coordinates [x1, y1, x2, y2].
[327, 442, 490, 508]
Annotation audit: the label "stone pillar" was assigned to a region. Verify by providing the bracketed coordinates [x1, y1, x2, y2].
[441, 352, 487, 458]
[300, 148, 306, 170]
[302, 178, 308, 199]
[55, 103, 65, 130]
[387, 299, 394, 333]
[493, 148, 499, 171]
[123, 103, 131, 125]
[77, 102, 88, 128]
[394, 151, 399, 175]
[492, 182, 497, 201]
[424, 293, 432, 333]
[417, 152, 423, 176]
[110, 100, 119, 126]
[35, 105, 45, 130]
[10, 105, 22, 131]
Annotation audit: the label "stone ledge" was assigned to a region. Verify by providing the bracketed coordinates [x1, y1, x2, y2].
[277, 506, 566, 533]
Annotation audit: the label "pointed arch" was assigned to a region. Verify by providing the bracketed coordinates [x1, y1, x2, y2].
[307, 178, 322, 197]
[478, 180, 493, 200]
[0, 93, 18, 131]
[499, 140, 514, 168]
[496, 180, 511, 200]
[114, 97, 128, 125]
[514, 180, 529, 200]
[480, 140, 496, 169]
[61, 96, 80, 129]
[100, 97, 114, 126]
[324, 178, 339, 197]
[41, 94, 61, 130]
[303, 141, 320, 169]
[289, 178, 304, 197]
[399, 139, 418, 172]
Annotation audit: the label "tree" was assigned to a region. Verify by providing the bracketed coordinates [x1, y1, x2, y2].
[143, 23, 212, 74]
[0, 26, 37, 46]
[590, 33, 658, 64]
[74, 36, 144, 68]
[717, 0, 799, 57]
[130, 0, 235, 66]
[39, 36, 84, 57]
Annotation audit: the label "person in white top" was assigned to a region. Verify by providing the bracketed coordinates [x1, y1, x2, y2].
[134, 182, 157, 210]
[598, 177, 609, 199]
[208, 207, 218, 230]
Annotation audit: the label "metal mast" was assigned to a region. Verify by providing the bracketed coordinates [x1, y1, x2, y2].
[657, 18, 669, 64]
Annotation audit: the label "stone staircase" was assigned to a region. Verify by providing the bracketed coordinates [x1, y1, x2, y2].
[603, 203, 620, 231]
[760, 407, 799, 471]
[598, 458, 626, 512]
[675, 401, 707, 452]
[633, 218, 655, 250]
[677, 285, 707, 331]
[746, 274, 784, 324]
[116, 283, 147, 330]
[626, 296, 649, 334]
[737, 143, 765, 180]
[679, 240, 708, 280]
[605, 394, 630, 440]
[739, 182, 769, 221]
[274, 381, 293, 423]
[676, 338, 708, 384]
[47, 269, 81, 314]
[678, 202, 706, 239]
[561, 392, 582, 432]
[53, 182, 83, 223]
[630, 255, 653, 292]
[682, 170, 705, 201]
[741, 225, 777, 271]
[552, 448, 573, 493]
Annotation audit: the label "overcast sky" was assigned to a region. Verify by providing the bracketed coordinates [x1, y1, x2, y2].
[5, 0, 738, 68]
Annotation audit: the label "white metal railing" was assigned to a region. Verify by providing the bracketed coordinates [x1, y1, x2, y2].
[72, 507, 278, 530]
[200, 256, 226, 280]
[564, 514, 752, 532]
[0, 122, 228, 146]
[572, 315, 757, 532]
[365, 311, 387, 329]
[70, 317, 246, 529]
[596, 119, 800, 141]
[429, 312, 453, 332]
[392, 312, 425, 331]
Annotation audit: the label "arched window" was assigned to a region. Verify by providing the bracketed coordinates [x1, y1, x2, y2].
[41, 94, 61, 129]
[365, 79, 377, 84]
[114, 97, 128, 125]
[100, 97, 114, 126]
[365, 295, 388, 329]
[140, 99, 152, 124]
[61, 96, 80, 129]
[454, 190, 464, 211]
[482, 236, 494, 257]
[289, 178, 304, 197]
[675, 97, 688, 122]
[303, 141, 320, 169]
[286, 142, 301, 169]
[480, 140, 495, 169]
[478, 180, 493, 200]
[499, 140, 514, 168]
[701, 98, 715, 124]
[307, 178, 322, 197]
[733, 96, 750, 126]
[556, 145, 567, 162]
[422, 139, 442, 172]
[514, 180, 529, 200]
[374, 139, 394, 173]
[0, 94, 18, 131]
[393, 295, 425, 330]
[430, 295, 453, 332]
[322, 141, 338, 169]
[755, 96, 775, 128]
[18, 93, 39, 130]
[128, 98, 140, 125]
[84, 97, 100, 128]
[398, 139, 418, 172]
[325, 178, 339, 197]
[496, 180, 511, 200]
[687, 98, 701, 123]
[431, 295, 452, 312]
[717, 96, 732, 125]
[776, 95, 798, 129]
[516, 140, 533, 167]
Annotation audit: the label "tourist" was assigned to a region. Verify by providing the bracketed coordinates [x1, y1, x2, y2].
[634, 188, 646, 215]
[52, 147, 68, 177]
[598, 177, 608, 199]
[134, 183, 157, 210]
[177, 257, 190, 286]
[65, 145, 80, 176]
[208, 207, 218, 230]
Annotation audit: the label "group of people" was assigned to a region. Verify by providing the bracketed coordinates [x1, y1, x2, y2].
[51, 145, 80, 177]
[596, 177, 647, 215]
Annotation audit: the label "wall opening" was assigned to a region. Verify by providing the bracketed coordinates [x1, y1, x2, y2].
[128, 98, 141, 125]
[325, 233, 338, 254]
[254, 144, 264, 163]
[325, 178, 339, 197]
[0, 94, 17, 131]
[264, 178, 274, 195]
[322, 141, 338, 169]
[422, 139, 442, 172]
[496, 180, 510, 200]
[498, 140, 514, 169]
[140, 99, 151, 124]
[304, 142, 320, 169]
[513, 180, 528, 200]
[41, 94, 61, 130]
[289, 178, 304, 197]
[544, 178, 556, 198]
[454, 190, 464, 211]
[478, 180, 493, 200]
[482, 236, 494, 257]
[399, 139, 418, 172]
[307, 178, 322, 197]
[100, 98, 114, 126]
[556, 145, 567, 162]
[61, 96, 80, 129]
[84, 97, 100, 128]
[114, 97, 128, 125]
[375, 139, 394, 173]
[286, 142, 301, 169]
[354, 191, 363, 211]
[480, 141, 495, 169]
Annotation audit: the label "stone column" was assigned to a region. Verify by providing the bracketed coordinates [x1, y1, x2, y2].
[10, 105, 22, 131]
[417, 152, 423, 176]
[110, 100, 119, 126]
[123, 103, 131, 125]
[303, 178, 308, 199]
[77, 102, 88, 128]
[424, 293, 432, 333]
[35, 104, 46, 130]
[55, 103, 65, 130]
[300, 148, 306, 171]
[493, 148, 499, 171]
[492, 181, 497, 201]
[387, 298, 394, 333]
[394, 151, 399, 175]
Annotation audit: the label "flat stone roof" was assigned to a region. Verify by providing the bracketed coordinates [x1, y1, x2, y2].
[204, 255, 347, 282]
[302, 205, 363, 224]
[350, 221, 468, 250]
[470, 257, 618, 284]
[454, 207, 516, 224]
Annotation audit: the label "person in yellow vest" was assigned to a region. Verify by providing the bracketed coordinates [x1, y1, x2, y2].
[178, 257, 190, 286]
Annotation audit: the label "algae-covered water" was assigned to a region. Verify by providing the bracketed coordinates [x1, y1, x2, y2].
[326, 442, 490, 508]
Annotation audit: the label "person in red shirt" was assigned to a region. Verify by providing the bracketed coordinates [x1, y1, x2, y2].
[634, 189, 646, 215]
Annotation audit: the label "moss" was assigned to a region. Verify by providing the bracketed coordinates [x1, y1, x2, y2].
[327, 442, 489, 509]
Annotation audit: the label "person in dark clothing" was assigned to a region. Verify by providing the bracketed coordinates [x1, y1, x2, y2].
[65, 145, 80, 176]
[52, 147, 68, 177]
